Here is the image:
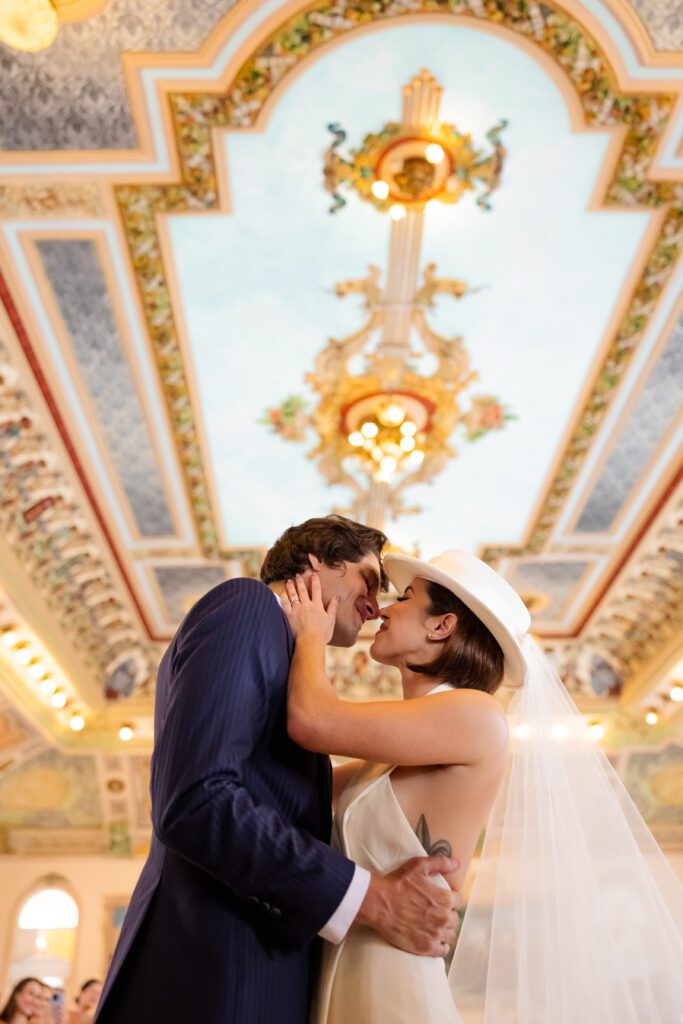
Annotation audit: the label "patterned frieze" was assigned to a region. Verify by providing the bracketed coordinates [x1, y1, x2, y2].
[0, 339, 156, 700]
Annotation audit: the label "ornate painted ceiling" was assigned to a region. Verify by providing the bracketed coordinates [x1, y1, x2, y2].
[0, 0, 682, 855]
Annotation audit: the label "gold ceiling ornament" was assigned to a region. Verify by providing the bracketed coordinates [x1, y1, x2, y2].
[0, 0, 108, 51]
[263, 70, 513, 530]
[324, 69, 506, 216]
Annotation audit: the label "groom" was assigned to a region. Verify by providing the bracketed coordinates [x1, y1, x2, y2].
[95, 515, 461, 1023]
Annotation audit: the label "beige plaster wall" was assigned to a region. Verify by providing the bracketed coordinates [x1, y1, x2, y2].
[0, 854, 145, 1008]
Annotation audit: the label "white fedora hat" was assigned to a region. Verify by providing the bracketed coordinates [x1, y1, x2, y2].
[383, 549, 531, 687]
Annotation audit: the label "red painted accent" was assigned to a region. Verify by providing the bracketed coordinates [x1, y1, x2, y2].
[0, 269, 162, 641]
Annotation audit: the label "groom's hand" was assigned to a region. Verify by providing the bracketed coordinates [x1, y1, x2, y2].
[355, 856, 463, 957]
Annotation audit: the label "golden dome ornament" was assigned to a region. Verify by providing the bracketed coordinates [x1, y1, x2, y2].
[0, 0, 59, 51]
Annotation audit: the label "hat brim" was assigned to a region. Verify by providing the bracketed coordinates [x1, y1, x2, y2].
[384, 554, 527, 687]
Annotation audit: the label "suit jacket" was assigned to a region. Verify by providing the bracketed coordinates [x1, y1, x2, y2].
[95, 578, 355, 1023]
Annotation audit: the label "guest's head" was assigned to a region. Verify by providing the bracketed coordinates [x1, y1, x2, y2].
[75, 980, 101, 1014]
[0, 978, 43, 1022]
[261, 515, 388, 646]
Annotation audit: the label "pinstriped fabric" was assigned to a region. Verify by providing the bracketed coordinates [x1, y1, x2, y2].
[96, 579, 355, 1024]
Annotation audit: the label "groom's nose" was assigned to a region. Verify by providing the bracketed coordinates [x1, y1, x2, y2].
[363, 594, 380, 620]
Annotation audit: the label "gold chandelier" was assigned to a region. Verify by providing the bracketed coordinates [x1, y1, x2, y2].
[262, 70, 514, 529]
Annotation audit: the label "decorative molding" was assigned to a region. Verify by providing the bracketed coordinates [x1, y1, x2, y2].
[0, 338, 156, 700]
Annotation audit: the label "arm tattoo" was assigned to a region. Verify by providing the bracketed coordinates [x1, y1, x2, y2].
[415, 813, 452, 857]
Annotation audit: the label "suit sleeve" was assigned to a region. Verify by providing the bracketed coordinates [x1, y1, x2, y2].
[151, 582, 356, 948]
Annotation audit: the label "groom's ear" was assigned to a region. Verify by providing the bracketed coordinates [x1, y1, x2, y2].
[307, 553, 322, 572]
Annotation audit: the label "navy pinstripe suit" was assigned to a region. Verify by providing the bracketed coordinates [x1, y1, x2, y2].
[95, 578, 355, 1023]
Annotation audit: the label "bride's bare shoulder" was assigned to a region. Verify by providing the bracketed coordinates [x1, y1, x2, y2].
[437, 687, 509, 753]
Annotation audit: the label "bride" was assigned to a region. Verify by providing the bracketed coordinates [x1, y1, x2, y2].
[281, 549, 683, 1024]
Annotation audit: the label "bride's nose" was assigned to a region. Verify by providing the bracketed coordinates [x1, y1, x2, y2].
[379, 607, 390, 622]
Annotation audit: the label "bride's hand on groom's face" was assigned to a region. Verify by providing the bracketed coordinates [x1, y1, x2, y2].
[281, 574, 340, 644]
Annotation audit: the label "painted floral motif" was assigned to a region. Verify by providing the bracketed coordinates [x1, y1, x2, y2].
[462, 395, 516, 442]
[259, 395, 311, 442]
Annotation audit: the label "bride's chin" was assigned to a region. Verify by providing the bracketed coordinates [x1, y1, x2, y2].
[369, 637, 388, 663]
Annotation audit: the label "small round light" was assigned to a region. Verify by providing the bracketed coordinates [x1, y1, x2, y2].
[361, 421, 378, 439]
[371, 180, 390, 200]
[670, 684, 683, 703]
[29, 661, 46, 681]
[50, 691, 67, 709]
[1, 630, 19, 648]
[380, 455, 397, 474]
[381, 404, 405, 426]
[550, 723, 568, 742]
[425, 143, 445, 165]
[348, 431, 364, 447]
[400, 421, 417, 437]
[406, 450, 425, 467]
[588, 721, 604, 741]
[14, 646, 32, 666]
[645, 710, 659, 726]
[425, 198, 441, 211]
[119, 724, 134, 742]
[512, 723, 531, 741]
[40, 678, 57, 696]
[389, 204, 406, 221]
[374, 469, 393, 484]
[400, 436, 416, 452]
[69, 714, 85, 732]
[371, 446, 384, 462]
[0, 0, 59, 53]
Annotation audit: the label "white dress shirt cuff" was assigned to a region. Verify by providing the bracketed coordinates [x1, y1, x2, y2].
[319, 865, 371, 944]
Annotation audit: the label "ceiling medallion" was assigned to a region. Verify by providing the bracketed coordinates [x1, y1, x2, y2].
[262, 69, 514, 529]
[324, 69, 506, 216]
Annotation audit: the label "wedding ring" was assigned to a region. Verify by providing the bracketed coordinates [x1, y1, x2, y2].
[290, 598, 300, 604]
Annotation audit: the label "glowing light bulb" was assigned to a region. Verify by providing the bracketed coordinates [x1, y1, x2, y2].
[400, 421, 417, 437]
[588, 721, 604, 741]
[389, 204, 406, 222]
[50, 691, 67, 709]
[645, 710, 658, 726]
[670, 684, 683, 703]
[29, 661, 46, 680]
[380, 455, 397, 474]
[512, 723, 531, 741]
[382, 404, 405, 426]
[40, 677, 57, 696]
[361, 421, 378, 439]
[371, 180, 389, 200]
[425, 143, 445, 165]
[348, 431, 364, 447]
[119, 724, 134, 742]
[69, 714, 85, 732]
[406, 450, 425, 467]
[14, 646, 32, 666]
[371, 446, 384, 462]
[400, 436, 416, 452]
[2, 630, 19, 648]
[550, 723, 568, 742]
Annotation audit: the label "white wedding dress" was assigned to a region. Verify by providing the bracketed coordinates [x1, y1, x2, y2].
[313, 684, 462, 1024]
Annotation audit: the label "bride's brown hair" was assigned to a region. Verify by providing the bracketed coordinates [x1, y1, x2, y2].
[407, 580, 504, 694]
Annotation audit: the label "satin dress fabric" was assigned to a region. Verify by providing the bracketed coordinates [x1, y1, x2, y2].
[313, 684, 462, 1024]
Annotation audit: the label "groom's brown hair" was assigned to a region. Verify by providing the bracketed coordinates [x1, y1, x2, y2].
[261, 514, 389, 590]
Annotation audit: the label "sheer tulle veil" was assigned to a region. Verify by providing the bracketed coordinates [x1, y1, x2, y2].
[383, 550, 683, 1023]
[448, 636, 683, 1023]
